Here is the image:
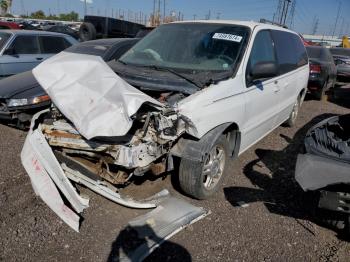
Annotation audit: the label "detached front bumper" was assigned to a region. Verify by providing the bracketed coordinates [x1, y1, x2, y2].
[21, 111, 166, 231]
[295, 153, 350, 191]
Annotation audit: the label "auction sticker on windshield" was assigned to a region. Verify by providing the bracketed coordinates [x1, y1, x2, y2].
[213, 33, 243, 42]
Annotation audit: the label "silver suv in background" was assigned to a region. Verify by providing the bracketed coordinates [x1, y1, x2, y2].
[330, 47, 350, 81]
[0, 30, 78, 78]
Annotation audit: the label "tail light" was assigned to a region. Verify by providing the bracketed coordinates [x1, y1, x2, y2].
[310, 64, 321, 74]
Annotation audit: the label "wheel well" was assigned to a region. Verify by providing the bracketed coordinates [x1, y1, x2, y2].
[299, 88, 307, 104]
[223, 123, 241, 158]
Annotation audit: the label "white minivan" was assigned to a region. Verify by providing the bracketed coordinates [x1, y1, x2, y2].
[21, 20, 309, 229]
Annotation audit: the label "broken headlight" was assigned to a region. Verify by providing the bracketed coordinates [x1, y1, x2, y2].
[8, 95, 50, 107]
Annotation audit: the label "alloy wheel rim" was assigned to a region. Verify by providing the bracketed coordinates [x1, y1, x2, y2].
[202, 145, 225, 190]
[291, 100, 299, 121]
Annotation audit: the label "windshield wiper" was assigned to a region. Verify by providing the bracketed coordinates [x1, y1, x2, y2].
[144, 65, 202, 89]
[118, 60, 128, 65]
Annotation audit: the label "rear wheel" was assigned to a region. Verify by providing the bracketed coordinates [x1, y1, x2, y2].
[79, 22, 96, 42]
[179, 135, 229, 199]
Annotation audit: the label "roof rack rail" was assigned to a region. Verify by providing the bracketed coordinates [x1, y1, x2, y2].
[259, 18, 288, 29]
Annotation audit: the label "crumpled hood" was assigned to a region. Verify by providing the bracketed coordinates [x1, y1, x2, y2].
[0, 71, 41, 99]
[32, 52, 163, 139]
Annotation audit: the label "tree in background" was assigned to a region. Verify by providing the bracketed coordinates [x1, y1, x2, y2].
[0, 0, 8, 15]
[58, 12, 79, 21]
[20, 10, 79, 21]
[30, 10, 45, 20]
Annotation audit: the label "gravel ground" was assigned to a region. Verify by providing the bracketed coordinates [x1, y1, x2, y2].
[0, 86, 350, 262]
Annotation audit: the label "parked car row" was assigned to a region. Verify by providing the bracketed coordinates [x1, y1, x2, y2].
[305, 46, 336, 100]
[304, 45, 350, 99]
[0, 30, 77, 77]
[330, 47, 350, 81]
[0, 37, 139, 128]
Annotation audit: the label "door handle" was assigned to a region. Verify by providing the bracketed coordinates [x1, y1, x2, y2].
[36, 57, 43, 61]
[274, 86, 280, 93]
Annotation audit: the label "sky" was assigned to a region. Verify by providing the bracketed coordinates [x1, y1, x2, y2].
[10, 0, 350, 36]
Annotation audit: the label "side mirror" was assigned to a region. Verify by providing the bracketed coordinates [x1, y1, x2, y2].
[250, 61, 278, 81]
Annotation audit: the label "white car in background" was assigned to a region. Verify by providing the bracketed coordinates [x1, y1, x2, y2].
[21, 20, 309, 231]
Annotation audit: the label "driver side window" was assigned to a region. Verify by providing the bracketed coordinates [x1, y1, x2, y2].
[246, 30, 276, 86]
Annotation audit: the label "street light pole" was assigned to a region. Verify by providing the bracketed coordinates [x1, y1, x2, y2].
[84, 0, 87, 17]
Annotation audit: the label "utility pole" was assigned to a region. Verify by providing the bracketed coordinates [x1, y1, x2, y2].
[84, 0, 87, 17]
[216, 12, 221, 20]
[332, 1, 341, 38]
[163, 0, 166, 23]
[273, 0, 283, 23]
[206, 10, 211, 20]
[158, 0, 161, 23]
[339, 17, 345, 37]
[152, 0, 156, 26]
[57, 0, 60, 14]
[279, 0, 286, 24]
[282, 0, 291, 26]
[287, 0, 296, 29]
[311, 16, 319, 35]
[20, 0, 25, 15]
[193, 14, 196, 20]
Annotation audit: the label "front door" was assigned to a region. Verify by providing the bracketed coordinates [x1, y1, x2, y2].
[0, 35, 41, 77]
[240, 30, 281, 152]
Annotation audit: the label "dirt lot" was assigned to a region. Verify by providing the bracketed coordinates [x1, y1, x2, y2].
[1, 86, 350, 262]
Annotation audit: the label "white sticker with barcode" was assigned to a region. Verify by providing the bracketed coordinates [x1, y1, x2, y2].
[213, 33, 243, 42]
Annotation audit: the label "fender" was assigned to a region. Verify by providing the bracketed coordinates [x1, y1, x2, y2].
[171, 123, 241, 163]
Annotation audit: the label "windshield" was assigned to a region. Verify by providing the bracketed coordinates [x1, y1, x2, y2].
[120, 23, 250, 73]
[0, 32, 11, 50]
[306, 47, 331, 61]
[306, 47, 323, 59]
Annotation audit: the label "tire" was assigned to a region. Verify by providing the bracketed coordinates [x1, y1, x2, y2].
[179, 135, 229, 199]
[315, 81, 327, 101]
[79, 22, 96, 42]
[285, 96, 300, 127]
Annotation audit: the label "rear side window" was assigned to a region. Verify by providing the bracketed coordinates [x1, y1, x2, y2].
[39, 36, 69, 53]
[9, 35, 39, 54]
[271, 30, 308, 75]
[246, 30, 276, 84]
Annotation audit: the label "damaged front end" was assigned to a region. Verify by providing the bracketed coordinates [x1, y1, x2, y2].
[21, 52, 201, 232]
[41, 101, 186, 183]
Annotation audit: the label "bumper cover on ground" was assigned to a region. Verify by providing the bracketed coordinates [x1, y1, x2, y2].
[21, 112, 170, 231]
[295, 153, 350, 191]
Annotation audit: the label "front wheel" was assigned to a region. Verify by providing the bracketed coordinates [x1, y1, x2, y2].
[285, 96, 300, 127]
[179, 135, 229, 199]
